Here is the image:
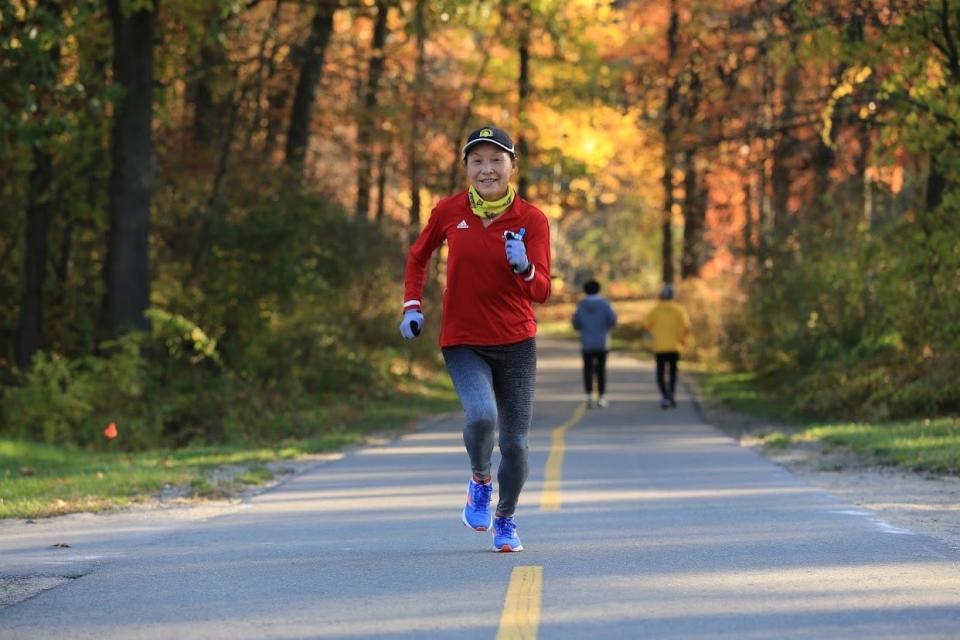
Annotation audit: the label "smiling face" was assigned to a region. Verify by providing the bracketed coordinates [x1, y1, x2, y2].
[465, 143, 517, 200]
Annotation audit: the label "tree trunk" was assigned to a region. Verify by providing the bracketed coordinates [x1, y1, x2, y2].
[680, 150, 707, 279]
[742, 172, 754, 261]
[854, 122, 872, 223]
[0, 228, 21, 286]
[264, 88, 289, 156]
[756, 153, 769, 265]
[770, 141, 793, 242]
[104, 0, 156, 336]
[926, 157, 947, 212]
[677, 56, 704, 280]
[375, 145, 390, 224]
[660, 0, 679, 285]
[770, 31, 801, 244]
[190, 36, 225, 147]
[285, 0, 337, 174]
[408, 0, 426, 243]
[756, 42, 773, 267]
[661, 160, 675, 285]
[446, 48, 491, 193]
[811, 127, 836, 204]
[209, 84, 242, 208]
[54, 218, 75, 308]
[813, 12, 864, 219]
[355, 0, 390, 218]
[244, 0, 285, 152]
[516, 3, 532, 199]
[15, 0, 62, 369]
[16, 148, 53, 369]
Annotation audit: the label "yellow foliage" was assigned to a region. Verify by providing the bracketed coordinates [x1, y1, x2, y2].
[822, 65, 873, 146]
[925, 58, 945, 89]
[526, 103, 659, 203]
[542, 203, 565, 220]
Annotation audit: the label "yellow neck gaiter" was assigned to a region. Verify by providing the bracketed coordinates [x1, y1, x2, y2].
[467, 184, 515, 219]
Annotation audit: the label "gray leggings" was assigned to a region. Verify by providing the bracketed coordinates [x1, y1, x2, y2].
[442, 339, 536, 517]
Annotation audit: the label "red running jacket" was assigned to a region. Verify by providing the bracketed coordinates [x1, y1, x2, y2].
[403, 191, 552, 347]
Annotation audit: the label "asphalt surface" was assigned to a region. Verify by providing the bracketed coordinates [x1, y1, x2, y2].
[2, 338, 960, 639]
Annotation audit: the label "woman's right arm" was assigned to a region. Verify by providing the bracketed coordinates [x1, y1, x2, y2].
[402, 206, 446, 314]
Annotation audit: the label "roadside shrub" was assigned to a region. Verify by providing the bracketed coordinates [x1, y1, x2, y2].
[1, 310, 235, 449]
[1, 170, 443, 450]
[676, 276, 741, 366]
[720, 196, 960, 421]
[1, 333, 158, 448]
[887, 356, 960, 418]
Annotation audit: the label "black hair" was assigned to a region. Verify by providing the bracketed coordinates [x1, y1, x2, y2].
[583, 280, 600, 295]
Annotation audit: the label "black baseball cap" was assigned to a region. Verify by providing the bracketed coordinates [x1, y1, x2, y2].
[462, 126, 516, 159]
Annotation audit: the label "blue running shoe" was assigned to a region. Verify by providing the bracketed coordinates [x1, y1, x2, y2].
[462, 478, 493, 531]
[492, 516, 523, 552]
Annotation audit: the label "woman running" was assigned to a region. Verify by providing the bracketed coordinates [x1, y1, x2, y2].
[399, 125, 552, 552]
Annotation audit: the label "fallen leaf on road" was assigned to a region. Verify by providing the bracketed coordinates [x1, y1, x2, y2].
[51, 543, 71, 548]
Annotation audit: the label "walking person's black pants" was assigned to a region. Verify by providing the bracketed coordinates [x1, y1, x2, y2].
[655, 351, 679, 401]
[582, 350, 608, 396]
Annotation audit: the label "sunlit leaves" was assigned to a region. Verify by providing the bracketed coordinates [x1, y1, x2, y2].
[822, 65, 873, 146]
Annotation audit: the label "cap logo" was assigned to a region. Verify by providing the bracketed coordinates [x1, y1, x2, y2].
[478, 128, 494, 138]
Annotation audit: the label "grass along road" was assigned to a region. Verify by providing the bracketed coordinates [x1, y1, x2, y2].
[0, 383, 458, 520]
[699, 371, 960, 475]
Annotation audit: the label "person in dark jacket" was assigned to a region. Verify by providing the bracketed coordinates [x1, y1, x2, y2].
[572, 279, 617, 408]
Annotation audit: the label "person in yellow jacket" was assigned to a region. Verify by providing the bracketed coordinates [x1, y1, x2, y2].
[643, 284, 691, 409]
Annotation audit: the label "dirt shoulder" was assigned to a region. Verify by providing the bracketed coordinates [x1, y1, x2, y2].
[688, 376, 960, 552]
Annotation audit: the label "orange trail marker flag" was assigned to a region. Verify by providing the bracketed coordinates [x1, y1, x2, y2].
[104, 422, 118, 439]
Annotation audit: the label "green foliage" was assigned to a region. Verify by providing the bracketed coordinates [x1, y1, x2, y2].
[0, 323, 227, 450]
[146, 308, 220, 364]
[119, 0, 159, 16]
[723, 196, 960, 421]
[152, 173, 420, 402]
[563, 196, 661, 286]
[1, 1, 112, 374]
[1, 172, 443, 450]
[1, 335, 154, 448]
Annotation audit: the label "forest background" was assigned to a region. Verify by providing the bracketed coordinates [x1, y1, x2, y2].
[1, 0, 958, 457]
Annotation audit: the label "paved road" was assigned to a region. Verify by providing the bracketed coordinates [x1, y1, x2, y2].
[2, 339, 960, 639]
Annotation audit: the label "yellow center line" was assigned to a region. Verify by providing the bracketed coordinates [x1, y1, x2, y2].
[495, 565, 544, 640]
[539, 402, 586, 512]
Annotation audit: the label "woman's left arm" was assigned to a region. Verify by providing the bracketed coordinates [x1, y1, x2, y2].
[516, 211, 552, 303]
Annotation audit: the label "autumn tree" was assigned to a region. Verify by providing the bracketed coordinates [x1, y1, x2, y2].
[102, 0, 156, 336]
[9, 1, 65, 369]
[285, 0, 338, 175]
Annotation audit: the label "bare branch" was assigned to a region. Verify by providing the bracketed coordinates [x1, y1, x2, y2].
[938, 0, 960, 81]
